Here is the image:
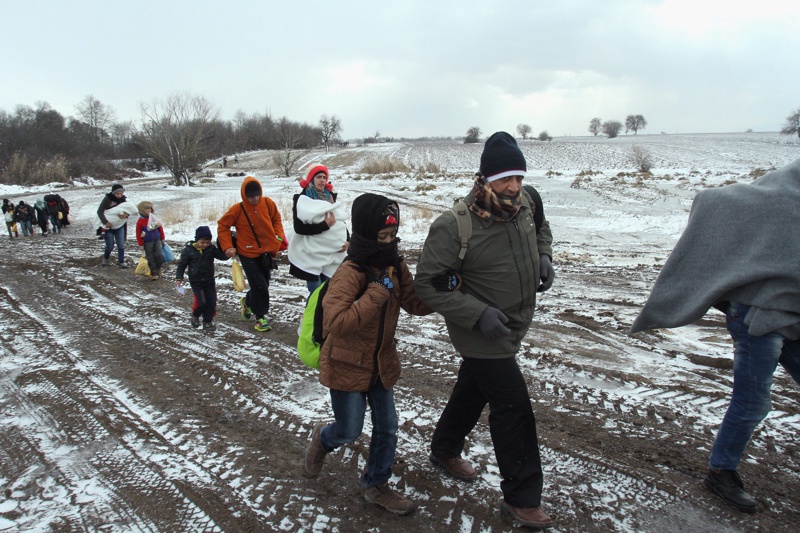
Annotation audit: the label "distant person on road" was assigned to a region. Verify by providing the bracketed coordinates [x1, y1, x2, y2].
[44, 194, 63, 234]
[413, 132, 556, 530]
[217, 176, 286, 332]
[135, 201, 166, 280]
[3, 199, 19, 239]
[34, 199, 49, 236]
[97, 184, 131, 268]
[175, 226, 229, 332]
[631, 159, 800, 514]
[13, 201, 35, 238]
[304, 193, 432, 516]
[288, 164, 349, 294]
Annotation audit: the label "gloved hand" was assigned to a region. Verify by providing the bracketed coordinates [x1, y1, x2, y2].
[377, 266, 395, 292]
[432, 270, 461, 292]
[538, 254, 555, 292]
[476, 306, 511, 339]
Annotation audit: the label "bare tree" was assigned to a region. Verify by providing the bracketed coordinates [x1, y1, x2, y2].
[272, 117, 315, 177]
[75, 95, 116, 148]
[588, 117, 602, 136]
[517, 123, 532, 140]
[464, 126, 481, 144]
[319, 114, 342, 153]
[781, 107, 800, 139]
[602, 120, 623, 139]
[138, 92, 219, 186]
[626, 114, 647, 135]
[630, 146, 653, 172]
[537, 130, 552, 142]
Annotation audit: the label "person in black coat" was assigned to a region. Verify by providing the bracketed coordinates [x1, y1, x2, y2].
[175, 226, 230, 332]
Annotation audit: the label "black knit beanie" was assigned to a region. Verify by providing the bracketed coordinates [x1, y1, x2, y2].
[351, 193, 399, 240]
[195, 226, 212, 241]
[244, 180, 261, 197]
[479, 131, 527, 182]
[111, 183, 124, 193]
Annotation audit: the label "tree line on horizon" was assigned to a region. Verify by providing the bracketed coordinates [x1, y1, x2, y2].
[0, 93, 345, 186]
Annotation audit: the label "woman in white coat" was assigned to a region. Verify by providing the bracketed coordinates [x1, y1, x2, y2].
[288, 164, 349, 293]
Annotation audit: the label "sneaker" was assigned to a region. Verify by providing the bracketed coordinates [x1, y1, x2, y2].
[304, 423, 329, 477]
[149, 274, 159, 281]
[364, 483, 416, 515]
[203, 321, 216, 332]
[500, 501, 553, 529]
[254, 317, 272, 332]
[240, 297, 252, 321]
[704, 469, 757, 513]
[118, 262, 129, 269]
[430, 453, 477, 481]
[101, 258, 110, 267]
[191, 315, 200, 328]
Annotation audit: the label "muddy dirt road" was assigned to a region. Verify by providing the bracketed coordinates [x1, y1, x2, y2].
[1, 217, 798, 531]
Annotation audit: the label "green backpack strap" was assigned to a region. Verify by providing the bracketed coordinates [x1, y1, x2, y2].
[451, 199, 472, 261]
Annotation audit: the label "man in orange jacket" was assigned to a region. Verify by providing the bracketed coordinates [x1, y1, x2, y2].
[218, 176, 286, 332]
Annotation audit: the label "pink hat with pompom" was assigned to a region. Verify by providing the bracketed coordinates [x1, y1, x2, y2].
[300, 164, 332, 191]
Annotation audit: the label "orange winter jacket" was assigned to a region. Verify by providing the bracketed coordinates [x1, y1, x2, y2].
[217, 176, 286, 259]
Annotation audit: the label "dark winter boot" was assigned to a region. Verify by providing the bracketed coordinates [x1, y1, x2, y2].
[704, 469, 757, 513]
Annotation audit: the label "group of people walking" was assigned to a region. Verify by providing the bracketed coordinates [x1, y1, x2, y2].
[302, 132, 558, 527]
[87, 131, 798, 529]
[2, 194, 69, 238]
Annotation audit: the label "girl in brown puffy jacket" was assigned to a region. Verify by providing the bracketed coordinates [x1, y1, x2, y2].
[304, 193, 432, 516]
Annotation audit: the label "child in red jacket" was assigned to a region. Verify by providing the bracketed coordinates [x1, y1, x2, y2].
[135, 201, 166, 280]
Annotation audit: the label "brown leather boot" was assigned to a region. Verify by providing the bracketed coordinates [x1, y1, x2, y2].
[429, 453, 477, 481]
[500, 501, 553, 529]
[304, 423, 329, 477]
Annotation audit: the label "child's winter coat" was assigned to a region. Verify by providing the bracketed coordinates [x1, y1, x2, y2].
[175, 241, 229, 285]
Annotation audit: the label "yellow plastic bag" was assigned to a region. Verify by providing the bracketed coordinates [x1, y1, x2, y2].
[135, 256, 151, 276]
[232, 258, 246, 291]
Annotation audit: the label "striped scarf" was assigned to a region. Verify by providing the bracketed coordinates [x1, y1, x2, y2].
[470, 174, 522, 221]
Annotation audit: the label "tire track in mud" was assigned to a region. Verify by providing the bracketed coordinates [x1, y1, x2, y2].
[1, 279, 235, 531]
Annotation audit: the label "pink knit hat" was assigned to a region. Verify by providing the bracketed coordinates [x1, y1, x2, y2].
[300, 164, 332, 191]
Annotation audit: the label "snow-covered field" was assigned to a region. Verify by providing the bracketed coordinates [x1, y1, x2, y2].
[1, 132, 798, 532]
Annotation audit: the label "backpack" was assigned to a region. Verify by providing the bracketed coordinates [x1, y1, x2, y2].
[452, 185, 544, 261]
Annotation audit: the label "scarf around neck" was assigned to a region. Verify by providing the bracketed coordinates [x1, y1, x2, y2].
[304, 186, 333, 203]
[470, 174, 522, 221]
[347, 233, 400, 268]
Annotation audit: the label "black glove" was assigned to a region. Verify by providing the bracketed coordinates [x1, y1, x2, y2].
[477, 306, 511, 339]
[432, 270, 461, 292]
[538, 254, 555, 292]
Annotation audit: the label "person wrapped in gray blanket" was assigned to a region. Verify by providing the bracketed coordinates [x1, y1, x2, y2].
[631, 158, 800, 514]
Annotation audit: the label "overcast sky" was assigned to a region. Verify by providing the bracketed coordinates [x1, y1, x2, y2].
[2, 0, 799, 139]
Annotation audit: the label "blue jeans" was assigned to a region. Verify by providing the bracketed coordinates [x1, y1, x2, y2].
[104, 226, 126, 263]
[19, 220, 33, 236]
[319, 378, 398, 488]
[709, 302, 800, 470]
[49, 214, 61, 233]
[306, 273, 330, 294]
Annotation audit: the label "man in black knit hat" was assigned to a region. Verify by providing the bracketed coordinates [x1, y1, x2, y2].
[414, 131, 555, 529]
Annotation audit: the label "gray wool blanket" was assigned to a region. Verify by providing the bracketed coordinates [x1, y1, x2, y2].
[631, 158, 800, 339]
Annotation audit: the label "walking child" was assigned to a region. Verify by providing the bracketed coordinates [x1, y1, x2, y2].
[135, 201, 166, 280]
[304, 193, 432, 515]
[175, 226, 230, 332]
